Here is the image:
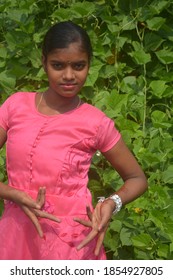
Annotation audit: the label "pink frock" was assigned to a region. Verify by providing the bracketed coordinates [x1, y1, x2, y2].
[0, 92, 121, 260]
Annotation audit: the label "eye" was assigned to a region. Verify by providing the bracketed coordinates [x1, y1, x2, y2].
[72, 63, 87, 71]
[51, 62, 65, 70]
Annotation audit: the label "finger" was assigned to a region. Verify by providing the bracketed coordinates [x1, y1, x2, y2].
[36, 188, 42, 203]
[21, 205, 43, 237]
[94, 202, 102, 223]
[86, 205, 93, 221]
[92, 211, 102, 231]
[77, 229, 98, 251]
[20, 195, 41, 210]
[94, 225, 108, 256]
[73, 217, 91, 227]
[98, 211, 111, 231]
[98, 219, 109, 231]
[33, 209, 61, 223]
[36, 187, 46, 207]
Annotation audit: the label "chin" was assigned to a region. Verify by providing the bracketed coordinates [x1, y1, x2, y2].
[60, 92, 78, 98]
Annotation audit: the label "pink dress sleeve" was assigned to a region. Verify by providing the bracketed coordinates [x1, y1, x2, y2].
[96, 115, 121, 152]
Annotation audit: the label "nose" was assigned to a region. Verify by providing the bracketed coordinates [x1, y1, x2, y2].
[62, 66, 75, 81]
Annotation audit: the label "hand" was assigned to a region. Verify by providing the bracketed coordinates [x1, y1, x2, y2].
[9, 187, 61, 237]
[74, 200, 114, 256]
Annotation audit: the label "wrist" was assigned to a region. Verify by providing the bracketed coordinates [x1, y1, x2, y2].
[98, 194, 122, 214]
[0, 184, 20, 202]
[103, 198, 116, 212]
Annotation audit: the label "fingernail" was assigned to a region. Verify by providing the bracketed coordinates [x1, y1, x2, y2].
[43, 234, 46, 240]
[76, 244, 82, 251]
[94, 249, 99, 256]
[98, 225, 102, 231]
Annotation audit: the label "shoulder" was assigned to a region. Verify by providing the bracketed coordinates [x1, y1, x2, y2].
[82, 103, 105, 115]
[1, 92, 36, 110]
[81, 103, 118, 131]
[80, 104, 121, 152]
[4, 92, 35, 103]
[81, 103, 107, 122]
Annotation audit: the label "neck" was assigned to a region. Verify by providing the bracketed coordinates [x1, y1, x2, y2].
[39, 89, 81, 115]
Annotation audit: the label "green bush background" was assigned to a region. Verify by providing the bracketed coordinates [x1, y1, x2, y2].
[0, 0, 173, 260]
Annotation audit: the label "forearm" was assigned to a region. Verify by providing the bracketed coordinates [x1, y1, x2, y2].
[115, 176, 148, 206]
[0, 182, 18, 201]
[102, 176, 148, 214]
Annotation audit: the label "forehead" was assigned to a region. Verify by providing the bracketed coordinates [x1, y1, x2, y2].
[47, 42, 88, 61]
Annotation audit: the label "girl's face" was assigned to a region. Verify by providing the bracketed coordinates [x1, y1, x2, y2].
[42, 42, 89, 98]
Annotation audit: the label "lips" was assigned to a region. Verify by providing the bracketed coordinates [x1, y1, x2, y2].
[60, 84, 77, 91]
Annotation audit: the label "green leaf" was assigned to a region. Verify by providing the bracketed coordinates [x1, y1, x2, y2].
[162, 165, 173, 184]
[132, 233, 152, 249]
[85, 59, 103, 86]
[120, 76, 137, 94]
[150, 0, 170, 14]
[151, 110, 171, 128]
[0, 156, 5, 166]
[107, 90, 128, 115]
[170, 243, 173, 253]
[29, 48, 42, 68]
[52, 8, 72, 20]
[0, 71, 16, 91]
[104, 230, 119, 251]
[6, 9, 28, 23]
[144, 33, 165, 51]
[52, 2, 95, 19]
[92, 90, 110, 110]
[146, 17, 165, 31]
[121, 15, 136, 30]
[71, 2, 96, 17]
[110, 220, 122, 233]
[157, 244, 169, 258]
[116, 117, 140, 132]
[155, 49, 173, 64]
[0, 47, 7, 58]
[149, 80, 168, 98]
[120, 228, 132, 246]
[130, 49, 151, 64]
[107, 23, 120, 34]
[148, 210, 165, 230]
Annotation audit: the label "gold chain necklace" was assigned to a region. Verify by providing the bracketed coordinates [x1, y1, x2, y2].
[36, 92, 44, 111]
[75, 97, 81, 109]
[36, 92, 81, 112]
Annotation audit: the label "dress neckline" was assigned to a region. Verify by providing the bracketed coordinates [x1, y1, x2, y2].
[33, 92, 85, 118]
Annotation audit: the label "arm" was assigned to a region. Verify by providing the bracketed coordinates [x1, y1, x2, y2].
[75, 137, 148, 255]
[0, 127, 60, 237]
[102, 137, 148, 206]
[0, 127, 7, 147]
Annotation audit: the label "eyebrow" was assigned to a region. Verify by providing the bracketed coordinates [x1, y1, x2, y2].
[50, 60, 87, 64]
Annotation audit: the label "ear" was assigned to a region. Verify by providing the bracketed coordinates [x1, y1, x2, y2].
[42, 55, 47, 72]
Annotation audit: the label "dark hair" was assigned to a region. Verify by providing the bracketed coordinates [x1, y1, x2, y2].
[42, 21, 93, 61]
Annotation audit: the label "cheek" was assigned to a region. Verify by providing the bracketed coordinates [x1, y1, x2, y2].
[80, 69, 89, 82]
[47, 70, 60, 81]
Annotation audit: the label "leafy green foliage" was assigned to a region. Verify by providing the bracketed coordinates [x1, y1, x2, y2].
[0, 0, 173, 259]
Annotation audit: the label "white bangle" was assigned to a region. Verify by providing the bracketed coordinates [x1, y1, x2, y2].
[98, 194, 122, 214]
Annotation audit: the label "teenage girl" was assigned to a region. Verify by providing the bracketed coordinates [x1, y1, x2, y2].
[0, 21, 147, 259]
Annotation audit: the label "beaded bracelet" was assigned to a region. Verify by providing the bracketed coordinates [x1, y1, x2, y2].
[98, 194, 122, 214]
